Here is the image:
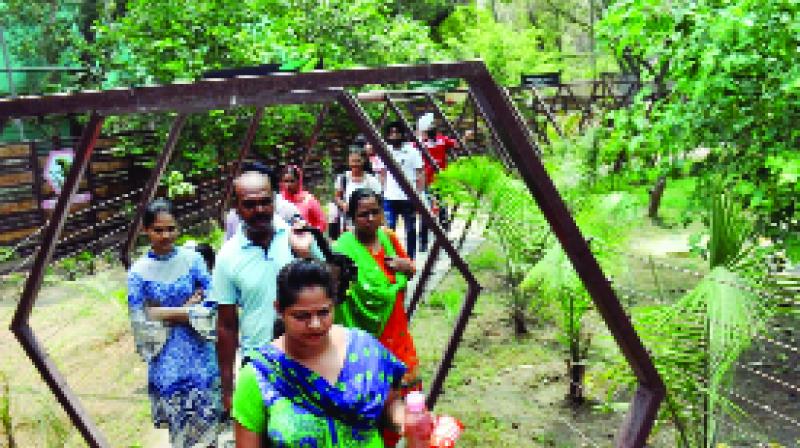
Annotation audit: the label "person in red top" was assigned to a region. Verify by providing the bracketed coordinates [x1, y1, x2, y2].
[422, 128, 458, 187]
[278, 165, 328, 233]
[418, 115, 460, 252]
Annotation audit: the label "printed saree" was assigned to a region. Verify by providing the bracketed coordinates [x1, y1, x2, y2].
[242, 328, 407, 447]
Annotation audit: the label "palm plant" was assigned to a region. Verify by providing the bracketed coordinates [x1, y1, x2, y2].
[433, 156, 550, 335]
[603, 192, 771, 447]
[521, 244, 592, 403]
[521, 191, 635, 403]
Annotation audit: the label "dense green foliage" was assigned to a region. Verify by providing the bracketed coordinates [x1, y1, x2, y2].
[90, 0, 443, 87]
[438, 5, 557, 85]
[597, 0, 800, 258]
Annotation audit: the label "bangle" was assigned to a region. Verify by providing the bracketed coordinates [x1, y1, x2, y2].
[400, 378, 422, 390]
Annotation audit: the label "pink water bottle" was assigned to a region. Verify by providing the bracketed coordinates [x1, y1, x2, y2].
[404, 391, 433, 448]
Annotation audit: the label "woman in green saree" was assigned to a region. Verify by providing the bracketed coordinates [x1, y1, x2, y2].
[333, 188, 419, 380]
[232, 259, 408, 447]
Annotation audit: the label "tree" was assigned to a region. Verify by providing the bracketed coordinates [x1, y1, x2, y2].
[597, 0, 800, 259]
[439, 4, 558, 85]
[85, 0, 445, 174]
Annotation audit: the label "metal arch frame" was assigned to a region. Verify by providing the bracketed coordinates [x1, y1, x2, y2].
[3, 61, 664, 448]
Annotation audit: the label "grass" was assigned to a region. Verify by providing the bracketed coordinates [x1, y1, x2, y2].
[410, 242, 639, 447]
[0, 371, 15, 448]
[0, 267, 152, 447]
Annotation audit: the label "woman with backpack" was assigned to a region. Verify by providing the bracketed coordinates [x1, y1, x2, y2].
[331, 146, 382, 238]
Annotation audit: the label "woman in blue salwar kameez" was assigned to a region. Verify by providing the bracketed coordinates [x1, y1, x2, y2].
[127, 198, 223, 447]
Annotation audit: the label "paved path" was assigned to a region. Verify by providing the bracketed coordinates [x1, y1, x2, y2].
[405, 213, 488, 304]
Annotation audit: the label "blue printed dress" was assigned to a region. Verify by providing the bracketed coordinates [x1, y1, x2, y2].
[232, 327, 408, 447]
[127, 247, 223, 448]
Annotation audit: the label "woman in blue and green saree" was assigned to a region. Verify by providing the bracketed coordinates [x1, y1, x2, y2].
[232, 259, 409, 447]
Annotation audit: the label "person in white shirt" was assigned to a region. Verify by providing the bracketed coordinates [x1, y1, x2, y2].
[376, 121, 424, 260]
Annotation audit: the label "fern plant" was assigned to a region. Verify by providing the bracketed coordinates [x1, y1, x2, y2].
[602, 192, 771, 447]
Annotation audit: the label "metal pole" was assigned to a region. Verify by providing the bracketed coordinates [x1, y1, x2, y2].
[422, 93, 471, 156]
[0, 26, 23, 139]
[11, 113, 108, 448]
[119, 113, 188, 268]
[301, 103, 330, 169]
[407, 239, 440, 319]
[0, 27, 15, 98]
[219, 107, 265, 223]
[337, 90, 482, 411]
[466, 72, 664, 448]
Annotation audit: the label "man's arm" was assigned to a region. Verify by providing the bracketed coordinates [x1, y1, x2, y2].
[217, 304, 238, 413]
[289, 220, 314, 258]
[416, 168, 425, 192]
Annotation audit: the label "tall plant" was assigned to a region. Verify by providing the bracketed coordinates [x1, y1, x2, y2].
[521, 191, 635, 403]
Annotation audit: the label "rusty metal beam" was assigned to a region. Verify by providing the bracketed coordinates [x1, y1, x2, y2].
[0, 62, 486, 119]
[219, 107, 265, 223]
[401, 91, 474, 308]
[119, 113, 188, 268]
[10, 113, 108, 448]
[529, 86, 564, 138]
[0, 88, 339, 119]
[300, 103, 330, 169]
[423, 92, 471, 157]
[468, 89, 515, 169]
[465, 72, 665, 448]
[377, 100, 390, 130]
[407, 239, 440, 320]
[6, 62, 664, 448]
[337, 90, 482, 411]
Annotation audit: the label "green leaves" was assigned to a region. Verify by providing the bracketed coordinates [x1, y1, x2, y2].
[707, 192, 751, 269]
[162, 170, 195, 199]
[438, 5, 557, 85]
[598, 0, 800, 259]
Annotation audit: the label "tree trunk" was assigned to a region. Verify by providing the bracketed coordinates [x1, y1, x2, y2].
[648, 175, 667, 220]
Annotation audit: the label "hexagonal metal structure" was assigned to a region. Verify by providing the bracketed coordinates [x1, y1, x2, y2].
[0, 61, 664, 448]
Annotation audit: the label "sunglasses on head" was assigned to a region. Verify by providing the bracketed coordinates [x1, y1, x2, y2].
[240, 197, 273, 209]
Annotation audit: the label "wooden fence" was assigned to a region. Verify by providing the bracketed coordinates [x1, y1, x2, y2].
[0, 133, 229, 275]
[0, 91, 503, 275]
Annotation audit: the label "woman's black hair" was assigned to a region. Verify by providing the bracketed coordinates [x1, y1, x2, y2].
[347, 187, 382, 220]
[353, 133, 367, 147]
[348, 145, 365, 157]
[194, 243, 215, 271]
[278, 164, 301, 181]
[348, 145, 373, 174]
[276, 259, 337, 312]
[142, 198, 174, 228]
[384, 120, 405, 137]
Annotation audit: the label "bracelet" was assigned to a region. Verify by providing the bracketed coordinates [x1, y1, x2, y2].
[400, 378, 422, 390]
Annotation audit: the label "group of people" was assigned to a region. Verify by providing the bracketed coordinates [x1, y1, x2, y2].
[331, 116, 461, 261]
[127, 116, 462, 447]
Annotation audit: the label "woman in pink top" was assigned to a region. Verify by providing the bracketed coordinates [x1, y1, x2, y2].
[278, 165, 327, 232]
